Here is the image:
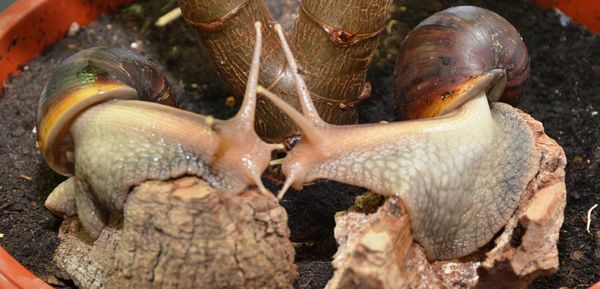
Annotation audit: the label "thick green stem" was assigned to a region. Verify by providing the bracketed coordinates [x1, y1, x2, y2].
[288, 0, 389, 127]
[178, 0, 389, 141]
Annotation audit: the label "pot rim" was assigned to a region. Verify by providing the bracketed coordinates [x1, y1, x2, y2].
[0, 0, 598, 288]
[537, 0, 600, 34]
[0, 0, 135, 97]
[0, 245, 53, 289]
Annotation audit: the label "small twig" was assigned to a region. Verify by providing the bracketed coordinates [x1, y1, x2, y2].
[0, 201, 12, 211]
[269, 158, 284, 166]
[155, 7, 182, 27]
[18, 174, 33, 181]
[586, 203, 598, 234]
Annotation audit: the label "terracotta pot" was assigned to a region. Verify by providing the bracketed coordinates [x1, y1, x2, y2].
[537, 0, 600, 33]
[0, 246, 52, 289]
[0, 0, 135, 96]
[0, 0, 597, 288]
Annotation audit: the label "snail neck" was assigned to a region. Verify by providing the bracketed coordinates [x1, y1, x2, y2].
[284, 93, 496, 193]
[284, 93, 539, 260]
[69, 100, 250, 212]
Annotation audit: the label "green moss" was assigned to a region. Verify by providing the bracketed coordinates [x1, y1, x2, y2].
[347, 191, 385, 214]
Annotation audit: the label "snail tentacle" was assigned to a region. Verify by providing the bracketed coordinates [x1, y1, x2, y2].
[210, 21, 282, 195]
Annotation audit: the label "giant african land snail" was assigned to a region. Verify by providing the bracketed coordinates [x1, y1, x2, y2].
[257, 6, 539, 260]
[37, 23, 282, 239]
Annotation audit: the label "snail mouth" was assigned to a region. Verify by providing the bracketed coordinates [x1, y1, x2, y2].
[420, 69, 507, 118]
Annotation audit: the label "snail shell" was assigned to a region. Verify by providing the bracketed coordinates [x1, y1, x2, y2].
[36, 47, 175, 175]
[393, 6, 529, 120]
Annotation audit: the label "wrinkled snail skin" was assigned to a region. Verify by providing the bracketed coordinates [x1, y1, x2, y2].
[277, 92, 538, 260]
[259, 13, 538, 260]
[68, 102, 254, 237]
[40, 24, 280, 239]
[393, 6, 530, 120]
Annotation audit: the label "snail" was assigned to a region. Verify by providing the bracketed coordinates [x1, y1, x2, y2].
[38, 23, 282, 239]
[257, 6, 539, 260]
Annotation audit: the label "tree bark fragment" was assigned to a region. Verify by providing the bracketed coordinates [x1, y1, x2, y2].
[328, 108, 567, 289]
[52, 177, 297, 289]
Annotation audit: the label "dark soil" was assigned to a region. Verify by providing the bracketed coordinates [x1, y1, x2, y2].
[0, 0, 598, 288]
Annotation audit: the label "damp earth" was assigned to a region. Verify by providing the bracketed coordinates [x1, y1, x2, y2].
[0, 0, 599, 288]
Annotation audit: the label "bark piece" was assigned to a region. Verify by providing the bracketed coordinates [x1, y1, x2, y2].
[52, 177, 297, 289]
[328, 109, 566, 289]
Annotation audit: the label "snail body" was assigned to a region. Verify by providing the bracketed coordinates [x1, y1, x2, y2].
[40, 24, 281, 239]
[393, 6, 530, 120]
[258, 7, 538, 260]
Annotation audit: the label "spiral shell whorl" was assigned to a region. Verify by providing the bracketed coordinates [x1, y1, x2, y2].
[36, 47, 176, 175]
[393, 6, 529, 120]
[37, 47, 175, 124]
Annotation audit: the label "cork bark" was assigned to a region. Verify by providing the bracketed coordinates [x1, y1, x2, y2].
[52, 177, 297, 289]
[328, 108, 567, 289]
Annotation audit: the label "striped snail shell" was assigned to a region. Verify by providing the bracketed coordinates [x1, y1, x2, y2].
[393, 6, 529, 120]
[36, 47, 176, 175]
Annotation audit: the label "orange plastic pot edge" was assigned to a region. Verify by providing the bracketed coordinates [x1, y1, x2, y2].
[537, 0, 600, 33]
[0, 246, 53, 289]
[0, 0, 136, 97]
[0, 0, 598, 287]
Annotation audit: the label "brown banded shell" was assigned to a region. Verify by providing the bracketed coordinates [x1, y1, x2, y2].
[393, 6, 530, 120]
[36, 47, 176, 175]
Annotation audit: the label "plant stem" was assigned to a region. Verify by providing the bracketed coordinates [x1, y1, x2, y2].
[178, 0, 390, 141]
